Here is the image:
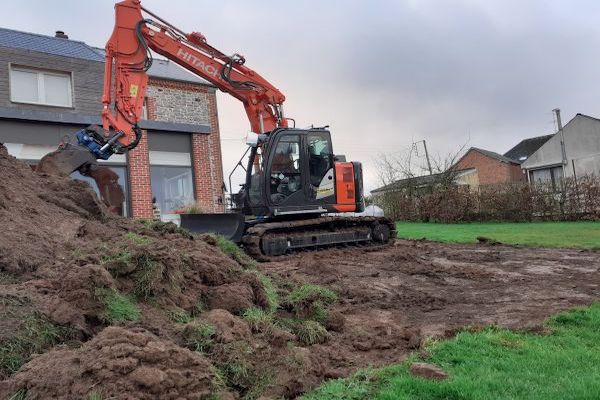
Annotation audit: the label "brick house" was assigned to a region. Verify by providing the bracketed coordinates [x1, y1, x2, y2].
[452, 147, 526, 186]
[0, 27, 224, 222]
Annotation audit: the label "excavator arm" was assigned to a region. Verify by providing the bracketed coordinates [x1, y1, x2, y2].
[40, 0, 288, 174]
[102, 0, 287, 150]
[38, 0, 289, 212]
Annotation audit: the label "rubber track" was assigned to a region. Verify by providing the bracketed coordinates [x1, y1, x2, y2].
[241, 216, 397, 261]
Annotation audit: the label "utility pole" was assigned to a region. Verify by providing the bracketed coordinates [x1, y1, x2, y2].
[414, 140, 433, 175]
[553, 108, 567, 214]
[554, 108, 568, 174]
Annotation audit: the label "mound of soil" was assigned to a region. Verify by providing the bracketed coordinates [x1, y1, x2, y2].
[0, 145, 320, 398]
[1, 327, 221, 399]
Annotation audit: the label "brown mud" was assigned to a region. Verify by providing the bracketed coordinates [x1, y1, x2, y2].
[1, 144, 599, 399]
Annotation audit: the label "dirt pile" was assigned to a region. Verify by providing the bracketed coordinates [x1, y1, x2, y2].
[0, 145, 324, 399]
[2, 327, 218, 399]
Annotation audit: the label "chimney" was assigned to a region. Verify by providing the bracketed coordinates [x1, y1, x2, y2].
[55, 30, 68, 39]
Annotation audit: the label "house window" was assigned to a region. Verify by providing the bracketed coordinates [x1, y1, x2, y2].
[529, 166, 563, 191]
[10, 66, 73, 107]
[71, 166, 130, 217]
[151, 166, 194, 215]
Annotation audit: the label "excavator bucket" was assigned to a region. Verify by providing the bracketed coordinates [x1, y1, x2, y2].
[37, 143, 98, 176]
[180, 212, 246, 243]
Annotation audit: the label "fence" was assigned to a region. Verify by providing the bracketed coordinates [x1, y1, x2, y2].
[374, 176, 600, 223]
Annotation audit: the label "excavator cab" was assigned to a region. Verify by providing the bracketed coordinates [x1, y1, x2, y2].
[240, 127, 364, 218]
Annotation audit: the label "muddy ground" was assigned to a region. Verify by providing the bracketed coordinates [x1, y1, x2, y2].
[1, 143, 599, 399]
[262, 241, 600, 379]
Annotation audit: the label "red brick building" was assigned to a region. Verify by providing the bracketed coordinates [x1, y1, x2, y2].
[453, 147, 526, 186]
[0, 28, 225, 223]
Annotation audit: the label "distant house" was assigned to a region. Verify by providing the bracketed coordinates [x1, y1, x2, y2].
[452, 147, 526, 186]
[371, 147, 528, 196]
[522, 114, 600, 187]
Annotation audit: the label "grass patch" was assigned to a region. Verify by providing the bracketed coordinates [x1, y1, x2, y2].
[0, 271, 18, 284]
[294, 320, 329, 346]
[215, 235, 256, 269]
[126, 232, 152, 246]
[304, 303, 600, 399]
[183, 320, 216, 353]
[167, 308, 192, 324]
[87, 390, 104, 400]
[7, 389, 26, 400]
[216, 341, 271, 399]
[242, 307, 274, 333]
[255, 272, 278, 313]
[139, 219, 190, 237]
[95, 288, 140, 323]
[287, 284, 337, 321]
[396, 221, 600, 249]
[132, 253, 164, 300]
[99, 250, 131, 266]
[0, 313, 74, 376]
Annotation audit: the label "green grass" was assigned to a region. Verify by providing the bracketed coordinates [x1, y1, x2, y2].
[183, 320, 216, 353]
[254, 272, 279, 313]
[242, 307, 274, 333]
[87, 390, 104, 400]
[0, 313, 74, 376]
[126, 232, 152, 246]
[287, 284, 338, 322]
[294, 320, 329, 346]
[396, 221, 600, 249]
[167, 308, 192, 324]
[304, 303, 600, 400]
[95, 288, 140, 323]
[7, 389, 26, 400]
[215, 235, 257, 269]
[132, 254, 164, 300]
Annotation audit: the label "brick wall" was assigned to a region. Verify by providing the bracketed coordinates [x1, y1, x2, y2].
[455, 149, 526, 185]
[127, 130, 153, 218]
[146, 78, 224, 213]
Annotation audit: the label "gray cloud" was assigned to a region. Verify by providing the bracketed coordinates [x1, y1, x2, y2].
[2, 1, 599, 191]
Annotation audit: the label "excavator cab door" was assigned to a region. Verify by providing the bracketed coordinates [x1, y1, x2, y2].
[246, 128, 337, 217]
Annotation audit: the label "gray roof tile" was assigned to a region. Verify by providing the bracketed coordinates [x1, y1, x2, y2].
[503, 134, 554, 163]
[0, 27, 104, 62]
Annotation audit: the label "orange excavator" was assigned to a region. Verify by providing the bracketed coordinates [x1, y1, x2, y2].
[39, 0, 395, 258]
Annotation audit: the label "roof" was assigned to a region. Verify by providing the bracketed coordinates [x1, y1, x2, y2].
[468, 147, 518, 164]
[372, 173, 440, 193]
[371, 168, 474, 194]
[147, 59, 210, 86]
[0, 27, 211, 86]
[0, 27, 104, 62]
[503, 134, 554, 163]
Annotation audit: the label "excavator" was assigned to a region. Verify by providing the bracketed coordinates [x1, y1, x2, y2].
[38, 0, 395, 259]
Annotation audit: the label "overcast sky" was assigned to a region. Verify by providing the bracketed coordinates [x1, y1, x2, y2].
[2, 0, 600, 192]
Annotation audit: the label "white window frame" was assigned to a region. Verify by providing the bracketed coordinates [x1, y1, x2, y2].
[9, 65, 73, 108]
